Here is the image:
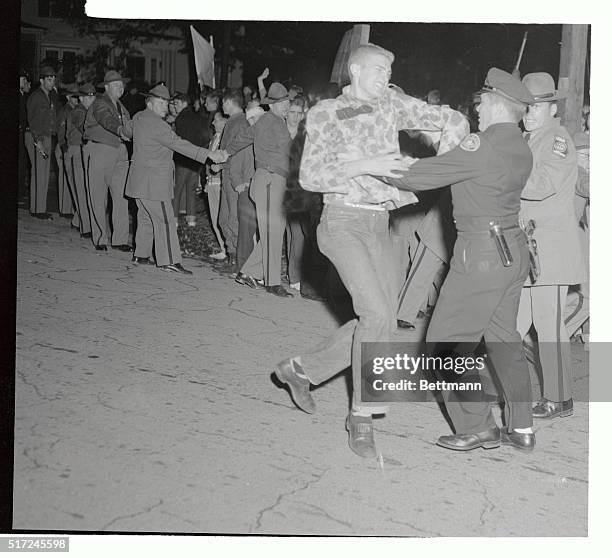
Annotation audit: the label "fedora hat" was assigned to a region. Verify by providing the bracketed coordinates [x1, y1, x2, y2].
[78, 83, 97, 96]
[98, 70, 131, 86]
[522, 72, 566, 103]
[261, 82, 289, 105]
[141, 83, 171, 101]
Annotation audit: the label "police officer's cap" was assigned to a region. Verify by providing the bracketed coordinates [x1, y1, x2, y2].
[78, 83, 97, 97]
[480, 67, 535, 105]
[39, 66, 57, 78]
[142, 84, 171, 101]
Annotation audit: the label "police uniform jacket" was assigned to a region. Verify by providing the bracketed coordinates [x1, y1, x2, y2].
[26, 87, 59, 140]
[125, 108, 210, 202]
[521, 119, 586, 286]
[83, 93, 132, 147]
[387, 123, 533, 224]
[66, 104, 87, 146]
[416, 189, 456, 263]
[56, 104, 73, 148]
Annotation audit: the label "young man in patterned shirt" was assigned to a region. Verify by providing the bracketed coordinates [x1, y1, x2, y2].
[274, 43, 469, 458]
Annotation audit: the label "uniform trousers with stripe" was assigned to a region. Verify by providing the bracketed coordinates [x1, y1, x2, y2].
[300, 205, 397, 415]
[427, 229, 533, 434]
[517, 285, 572, 402]
[134, 199, 181, 266]
[24, 132, 52, 214]
[65, 145, 91, 234]
[55, 145, 74, 215]
[84, 142, 130, 247]
[241, 168, 287, 286]
[397, 241, 448, 323]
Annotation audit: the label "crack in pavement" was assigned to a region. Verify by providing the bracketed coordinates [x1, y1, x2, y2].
[16, 370, 57, 402]
[388, 517, 442, 537]
[100, 499, 164, 530]
[251, 468, 331, 533]
[478, 485, 496, 528]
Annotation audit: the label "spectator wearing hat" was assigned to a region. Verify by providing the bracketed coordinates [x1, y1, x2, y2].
[25, 66, 59, 219]
[64, 83, 97, 237]
[384, 67, 536, 452]
[220, 81, 294, 298]
[170, 92, 208, 227]
[83, 70, 133, 252]
[517, 72, 587, 420]
[126, 84, 218, 274]
[19, 69, 31, 203]
[56, 87, 80, 219]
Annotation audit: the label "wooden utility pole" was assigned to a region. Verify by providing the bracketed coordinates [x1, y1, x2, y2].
[558, 24, 589, 135]
[220, 22, 232, 90]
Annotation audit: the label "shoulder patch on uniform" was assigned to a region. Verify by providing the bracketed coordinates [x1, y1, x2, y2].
[552, 135, 568, 158]
[459, 133, 480, 152]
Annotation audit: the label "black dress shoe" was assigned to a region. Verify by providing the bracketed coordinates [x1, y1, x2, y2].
[160, 263, 193, 275]
[346, 413, 377, 458]
[500, 427, 535, 451]
[397, 319, 415, 329]
[532, 397, 573, 419]
[95, 245, 108, 251]
[235, 272, 262, 289]
[34, 212, 53, 220]
[266, 285, 294, 298]
[60, 212, 73, 219]
[132, 256, 154, 265]
[112, 244, 133, 252]
[80, 232, 92, 239]
[274, 358, 316, 413]
[437, 427, 501, 451]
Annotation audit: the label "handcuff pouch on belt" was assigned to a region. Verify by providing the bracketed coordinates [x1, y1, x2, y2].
[490, 224, 513, 267]
[522, 219, 540, 281]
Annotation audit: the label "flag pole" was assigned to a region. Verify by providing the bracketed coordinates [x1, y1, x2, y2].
[210, 35, 216, 89]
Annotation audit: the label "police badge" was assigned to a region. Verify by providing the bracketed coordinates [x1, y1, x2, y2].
[460, 133, 481, 152]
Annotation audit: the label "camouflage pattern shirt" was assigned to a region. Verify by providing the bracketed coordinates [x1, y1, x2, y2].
[300, 86, 469, 209]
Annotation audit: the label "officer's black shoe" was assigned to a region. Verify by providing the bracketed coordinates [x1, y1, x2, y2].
[500, 427, 535, 451]
[160, 263, 193, 275]
[397, 319, 415, 329]
[112, 244, 133, 252]
[132, 256, 153, 265]
[95, 244, 108, 251]
[436, 427, 501, 451]
[266, 285, 294, 298]
[34, 212, 53, 220]
[80, 232, 92, 239]
[532, 397, 573, 419]
[60, 213, 73, 219]
[274, 358, 316, 414]
[346, 413, 377, 458]
[235, 272, 263, 289]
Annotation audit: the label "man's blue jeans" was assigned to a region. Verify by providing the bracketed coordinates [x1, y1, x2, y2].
[301, 204, 397, 415]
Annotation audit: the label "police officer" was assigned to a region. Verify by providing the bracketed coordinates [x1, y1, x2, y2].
[56, 87, 79, 218]
[518, 73, 587, 419]
[25, 66, 59, 219]
[19, 69, 31, 203]
[126, 84, 213, 274]
[83, 70, 132, 251]
[65, 83, 96, 237]
[386, 68, 537, 451]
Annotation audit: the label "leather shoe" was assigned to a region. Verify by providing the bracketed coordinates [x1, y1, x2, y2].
[160, 263, 193, 275]
[500, 427, 535, 451]
[397, 319, 415, 329]
[274, 358, 316, 413]
[112, 244, 133, 252]
[60, 212, 73, 219]
[33, 212, 53, 220]
[95, 244, 108, 251]
[437, 427, 501, 451]
[532, 397, 573, 419]
[132, 256, 154, 265]
[235, 272, 263, 289]
[266, 285, 294, 298]
[345, 414, 377, 458]
[80, 232, 92, 239]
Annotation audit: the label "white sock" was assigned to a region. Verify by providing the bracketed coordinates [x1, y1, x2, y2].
[351, 410, 372, 418]
[513, 427, 533, 434]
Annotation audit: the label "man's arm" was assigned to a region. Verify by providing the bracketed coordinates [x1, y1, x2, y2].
[392, 91, 469, 154]
[93, 99, 129, 138]
[522, 134, 576, 201]
[155, 119, 210, 163]
[224, 123, 255, 156]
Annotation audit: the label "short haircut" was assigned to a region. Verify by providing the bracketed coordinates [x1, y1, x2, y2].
[488, 92, 527, 123]
[171, 92, 190, 104]
[206, 90, 221, 104]
[223, 88, 244, 108]
[348, 43, 394, 70]
[289, 95, 307, 110]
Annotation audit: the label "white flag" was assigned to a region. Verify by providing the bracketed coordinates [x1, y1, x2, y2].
[190, 25, 215, 89]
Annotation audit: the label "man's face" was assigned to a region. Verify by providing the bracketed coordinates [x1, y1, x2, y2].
[80, 96, 95, 110]
[20, 77, 31, 93]
[286, 104, 304, 127]
[271, 99, 290, 119]
[40, 75, 56, 93]
[150, 97, 169, 118]
[169, 99, 186, 116]
[353, 53, 392, 100]
[222, 98, 233, 115]
[523, 102, 555, 132]
[476, 92, 495, 132]
[105, 80, 125, 100]
[205, 96, 218, 112]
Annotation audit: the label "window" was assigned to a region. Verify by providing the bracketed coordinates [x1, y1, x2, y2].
[61, 51, 77, 83]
